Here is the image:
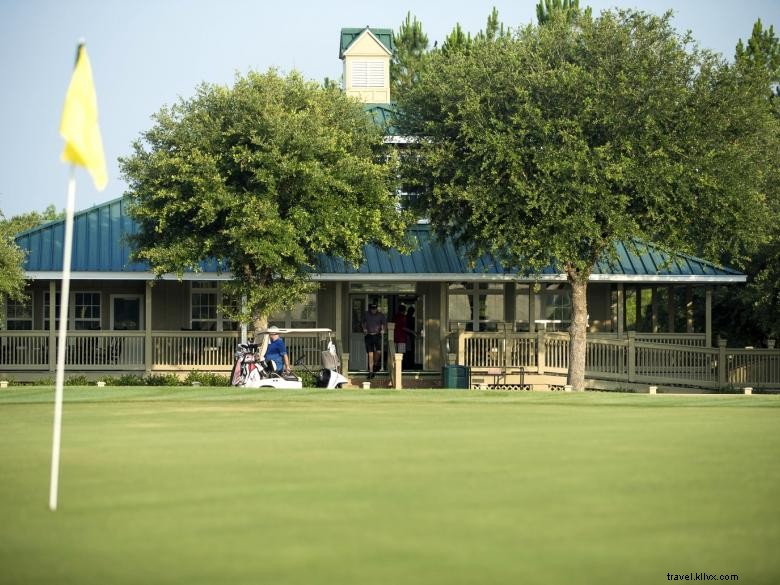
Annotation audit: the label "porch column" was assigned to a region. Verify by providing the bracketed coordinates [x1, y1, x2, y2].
[145, 281, 153, 374]
[667, 285, 675, 333]
[48, 280, 56, 373]
[616, 284, 624, 338]
[705, 287, 713, 347]
[529, 286, 537, 332]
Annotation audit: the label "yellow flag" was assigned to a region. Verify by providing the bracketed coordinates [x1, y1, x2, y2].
[60, 44, 108, 191]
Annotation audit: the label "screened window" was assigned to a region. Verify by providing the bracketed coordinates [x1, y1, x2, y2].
[514, 284, 530, 331]
[448, 283, 505, 331]
[539, 284, 571, 326]
[269, 294, 317, 329]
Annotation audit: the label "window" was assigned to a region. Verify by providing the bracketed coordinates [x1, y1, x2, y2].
[74, 292, 101, 330]
[269, 293, 317, 328]
[539, 284, 571, 326]
[191, 282, 217, 331]
[190, 282, 239, 331]
[43, 291, 101, 330]
[5, 296, 33, 330]
[514, 284, 530, 331]
[351, 60, 384, 87]
[43, 292, 61, 330]
[448, 283, 505, 331]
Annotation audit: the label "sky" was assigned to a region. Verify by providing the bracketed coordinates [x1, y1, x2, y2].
[1, 0, 778, 219]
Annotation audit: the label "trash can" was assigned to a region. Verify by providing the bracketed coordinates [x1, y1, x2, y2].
[441, 365, 470, 389]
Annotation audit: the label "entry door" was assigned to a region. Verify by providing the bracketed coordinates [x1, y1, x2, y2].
[349, 297, 368, 371]
[349, 295, 390, 372]
[111, 295, 143, 330]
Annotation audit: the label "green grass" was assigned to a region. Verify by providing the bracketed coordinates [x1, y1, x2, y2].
[1, 388, 779, 585]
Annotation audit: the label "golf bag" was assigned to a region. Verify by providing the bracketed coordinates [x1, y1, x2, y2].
[230, 343, 261, 387]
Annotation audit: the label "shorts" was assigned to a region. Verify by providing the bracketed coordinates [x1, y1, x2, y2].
[395, 342, 406, 354]
[364, 333, 382, 353]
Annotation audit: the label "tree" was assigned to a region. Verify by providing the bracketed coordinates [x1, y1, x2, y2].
[0, 205, 62, 310]
[0, 210, 27, 306]
[712, 19, 780, 344]
[536, 0, 588, 25]
[475, 7, 508, 43]
[0, 205, 63, 238]
[441, 23, 472, 56]
[391, 12, 429, 100]
[120, 70, 410, 329]
[736, 18, 780, 93]
[397, 10, 777, 389]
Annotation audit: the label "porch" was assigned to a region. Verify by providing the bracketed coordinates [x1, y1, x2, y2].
[448, 328, 780, 392]
[1, 328, 777, 391]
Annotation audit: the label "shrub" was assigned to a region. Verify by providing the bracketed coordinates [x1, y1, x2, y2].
[145, 374, 182, 386]
[185, 371, 230, 387]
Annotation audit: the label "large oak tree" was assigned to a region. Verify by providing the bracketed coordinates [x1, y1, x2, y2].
[396, 10, 777, 389]
[121, 70, 409, 328]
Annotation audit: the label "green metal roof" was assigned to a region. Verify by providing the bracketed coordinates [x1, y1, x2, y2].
[16, 197, 745, 283]
[364, 103, 397, 134]
[339, 27, 394, 57]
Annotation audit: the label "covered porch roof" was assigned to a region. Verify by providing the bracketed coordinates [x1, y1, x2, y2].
[15, 196, 745, 284]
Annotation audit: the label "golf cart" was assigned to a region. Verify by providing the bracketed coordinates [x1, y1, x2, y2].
[230, 328, 349, 389]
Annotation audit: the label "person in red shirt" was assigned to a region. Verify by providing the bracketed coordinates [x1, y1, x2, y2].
[393, 304, 408, 355]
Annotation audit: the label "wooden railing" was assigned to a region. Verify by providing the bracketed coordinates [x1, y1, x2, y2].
[0, 332, 50, 370]
[0, 330, 330, 374]
[456, 328, 779, 390]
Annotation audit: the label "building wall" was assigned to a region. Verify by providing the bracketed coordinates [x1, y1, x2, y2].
[151, 281, 189, 330]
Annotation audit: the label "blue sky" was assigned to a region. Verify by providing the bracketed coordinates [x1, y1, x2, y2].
[1, 0, 778, 219]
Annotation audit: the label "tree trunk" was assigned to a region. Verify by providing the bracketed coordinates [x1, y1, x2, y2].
[253, 315, 269, 356]
[567, 274, 589, 391]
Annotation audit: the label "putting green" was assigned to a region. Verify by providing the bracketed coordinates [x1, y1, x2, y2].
[1, 388, 778, 585]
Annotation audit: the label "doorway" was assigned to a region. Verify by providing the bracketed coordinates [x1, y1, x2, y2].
[348, 292, 424, 372]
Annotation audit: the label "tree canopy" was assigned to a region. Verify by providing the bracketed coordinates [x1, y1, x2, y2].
[536, 0, 589, 25]
[0, 210, 27, 304]
[120, 70, 409, 327]
[713, 19, 780, 344]
[391, 12, 429, 100]
[396, 9, 778, 387]
[0, 205, 62, 306]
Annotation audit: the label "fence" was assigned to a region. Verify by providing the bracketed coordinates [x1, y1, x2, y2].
[456, 329, 779, 390]
[0, 330, 330, 374]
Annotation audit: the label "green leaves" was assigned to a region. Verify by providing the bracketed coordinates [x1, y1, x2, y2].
[120, 70, 409, 324]
[397, 9, 776, 274]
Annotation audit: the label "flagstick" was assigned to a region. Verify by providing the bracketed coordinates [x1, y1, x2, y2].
[49, 166, 77, 511]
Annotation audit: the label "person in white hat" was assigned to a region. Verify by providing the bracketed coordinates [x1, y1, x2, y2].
[262, 326, 290, 375]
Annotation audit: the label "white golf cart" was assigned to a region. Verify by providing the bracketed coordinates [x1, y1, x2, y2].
[230, 328, 349, 390]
